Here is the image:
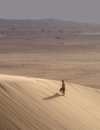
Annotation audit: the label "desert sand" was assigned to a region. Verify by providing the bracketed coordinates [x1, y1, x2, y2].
[0, 19, 100, 130]
[0, 74, 100, 130]
[0, 19, 100, 88]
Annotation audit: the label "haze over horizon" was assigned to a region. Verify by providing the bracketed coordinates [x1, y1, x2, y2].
[0, 0, 100, 24]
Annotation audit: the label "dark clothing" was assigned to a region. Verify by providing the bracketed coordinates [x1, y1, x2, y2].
[60, 87, 65, 93]
[62, 82, 65, 89]
[60, 82, 65, 93]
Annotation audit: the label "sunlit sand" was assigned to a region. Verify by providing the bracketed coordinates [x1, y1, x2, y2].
[0, 74, 100, 130]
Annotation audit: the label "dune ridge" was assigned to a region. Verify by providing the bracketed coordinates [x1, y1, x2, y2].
[0, 74, 100, 130]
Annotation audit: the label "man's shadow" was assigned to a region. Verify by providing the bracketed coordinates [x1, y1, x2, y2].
[43, 93, 62, 100]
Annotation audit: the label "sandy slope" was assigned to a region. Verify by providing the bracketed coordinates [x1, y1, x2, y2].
[0, 74, 100, 130]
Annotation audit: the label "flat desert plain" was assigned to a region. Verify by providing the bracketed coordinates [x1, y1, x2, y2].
[0, 20, 100, 130]
[0, 20, 100, 88]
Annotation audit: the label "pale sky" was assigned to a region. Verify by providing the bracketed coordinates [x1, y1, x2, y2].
[0, 0, 100, 24]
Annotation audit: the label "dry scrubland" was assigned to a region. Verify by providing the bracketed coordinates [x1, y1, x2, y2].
[0, 20, 100, 129]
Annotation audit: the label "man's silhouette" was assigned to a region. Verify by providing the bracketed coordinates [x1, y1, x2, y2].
[60, 80, 65, 96]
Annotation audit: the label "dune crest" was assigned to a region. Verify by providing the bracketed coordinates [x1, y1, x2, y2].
[0, 74, 100, 130]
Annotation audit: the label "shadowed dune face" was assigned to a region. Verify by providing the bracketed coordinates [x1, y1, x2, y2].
[0, 75, 100, 130]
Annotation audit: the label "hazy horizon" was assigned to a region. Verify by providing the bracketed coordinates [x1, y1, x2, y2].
[0, 0, 100, 24]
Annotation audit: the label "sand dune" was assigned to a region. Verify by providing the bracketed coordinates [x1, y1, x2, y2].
[0, 74, 100, 130]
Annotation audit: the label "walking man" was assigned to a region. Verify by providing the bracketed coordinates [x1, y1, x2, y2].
[60, 80, 65, 96]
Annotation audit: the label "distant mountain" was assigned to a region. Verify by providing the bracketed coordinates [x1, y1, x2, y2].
[0, 18, 91, 26]
[40, 18, 87, 25]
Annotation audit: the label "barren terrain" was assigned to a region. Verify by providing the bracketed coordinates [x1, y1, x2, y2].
[0, 20, 100, 88]
[0, 19, 100, 130]
[0, 74, 100, 130]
